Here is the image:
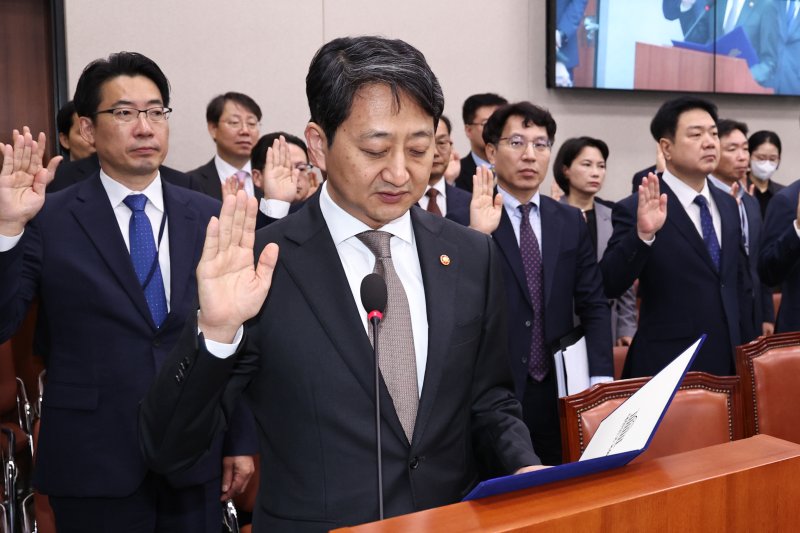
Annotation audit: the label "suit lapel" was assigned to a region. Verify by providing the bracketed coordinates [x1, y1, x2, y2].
[71, 174, 155, 328]
[408, 208, 457, 446]
[198, 159, 223, 201]
[539, 197, 562, 307]
[595, 202, 613, 261]
[661, 180, 720, 275]
[710, 184, 740, 278]
[493, 209, 532, 308]
[163, 183, 202, 328]
[279, 199, 407, 444]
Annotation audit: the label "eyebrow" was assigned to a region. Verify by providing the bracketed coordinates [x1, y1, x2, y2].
[358, 129, 433, 140]
[109, 98, 164, 107]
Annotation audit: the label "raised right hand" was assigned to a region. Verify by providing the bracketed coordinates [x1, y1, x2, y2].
[636, 173, 667, 241]
[197, 191, 279, 343]
[468, 166, 502, 235]
[261, 135, 299, 203]
[0, 128, 61, 237]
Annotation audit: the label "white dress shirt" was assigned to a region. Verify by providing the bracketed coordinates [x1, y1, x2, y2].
[215, 154, 254, 198]
[418, 177, 447, 216]
[661, 170, 722, 247]
[0, 171, 172, 310]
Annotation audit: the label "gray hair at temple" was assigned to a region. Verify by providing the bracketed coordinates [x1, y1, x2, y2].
[305, 36, 445, 145]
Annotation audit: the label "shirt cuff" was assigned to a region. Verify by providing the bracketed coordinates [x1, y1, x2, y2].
[590, 375, 614, 386]
[259, 198, 291, 219]
[641, 235, 656, 246]
[0, 230, 24, 252]
[200, 325, 244, 359]
[794, 219, 800, 238]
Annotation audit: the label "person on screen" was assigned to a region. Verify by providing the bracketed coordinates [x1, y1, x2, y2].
[555, 0, 589, 87]
[600, 96, 754, 379]
[747, 130, 785, 218]
[708, 119, 774, 337]
[138, 36, 541, 531]
[752, 0, 800, 95]
[468, 102, 613, 465]
[664, 0, 766, 51]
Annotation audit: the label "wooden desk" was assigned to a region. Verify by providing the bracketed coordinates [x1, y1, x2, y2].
[335, 435, 800, 532]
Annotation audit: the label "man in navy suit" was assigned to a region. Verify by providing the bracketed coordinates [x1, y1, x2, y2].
[418, 115, 471, 226]
[708, 118, 774, 337]
[0, 52, 254, 532]
[139, 36, 540, 531]
[602, 96, 752, 378]
[469, 102, 612, 465]
[187, 92, 265, 201]
[453, 93, 507, 193]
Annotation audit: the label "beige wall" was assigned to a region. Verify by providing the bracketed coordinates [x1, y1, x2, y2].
[64, 0, 800, 201]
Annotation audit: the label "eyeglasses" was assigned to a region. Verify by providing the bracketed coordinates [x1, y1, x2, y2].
[498, 135, 552, 153]
[221, 119, 260, 131]
[467, 120, 489, 127]
[95, 107, 172, 123]
[294, 162, 314, 173]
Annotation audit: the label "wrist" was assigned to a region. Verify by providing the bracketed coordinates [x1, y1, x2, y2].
[0, 220, 26, 238]
[198, 312, 241, 344]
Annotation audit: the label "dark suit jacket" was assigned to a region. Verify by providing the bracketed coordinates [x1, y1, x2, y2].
[49, 153, 192, 193]
[601, 179, 751, 378]
[140, 199, 537, 531]
[186, 157, 264, 203]
[759, 179, 800, 332]
[0, 174, 254, 497]
[758, 1, 800, 94]
[444, 183, 471, 226]
[748, 177, 785, 219]
[663, 0, 765, 48]
[631, 165, 657, 193]
[492, 196, 612, 399]
[556, 0, 589, 69]
[454, 152, 478, 193]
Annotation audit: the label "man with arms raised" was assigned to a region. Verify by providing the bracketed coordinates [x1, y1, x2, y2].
[140, 36, 539, 531]
[0, 52, 254, 532]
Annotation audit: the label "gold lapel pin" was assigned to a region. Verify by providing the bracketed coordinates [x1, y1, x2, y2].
[440, 254, 451, 266]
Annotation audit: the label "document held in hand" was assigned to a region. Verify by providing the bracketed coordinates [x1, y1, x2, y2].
[463, 335, 706, 501]
[553, 327, 590, 397]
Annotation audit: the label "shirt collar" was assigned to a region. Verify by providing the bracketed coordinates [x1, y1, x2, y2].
[214, 154, 252, 182]
[661, 169, 713, 211]
[708, 175, 742, 199]
[426, 177, 447, 197]
[319, 181, 414, 247]
[498, 184, 540, 218]
[471, 151, 491, 168]
[99, 169, 164, 212]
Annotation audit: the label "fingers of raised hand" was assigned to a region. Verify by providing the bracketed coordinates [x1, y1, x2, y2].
[228, 190, 248, 250]
[216, 192, 239, 252]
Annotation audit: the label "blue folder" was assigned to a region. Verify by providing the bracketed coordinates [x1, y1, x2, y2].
[672, 26, 759, 67]
[463, 335, 706, 502]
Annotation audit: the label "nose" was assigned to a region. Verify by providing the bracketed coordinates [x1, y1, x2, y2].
[521, 142, 538, 160]
[132, 112, 154, 136]
[382, 152, 410, 186]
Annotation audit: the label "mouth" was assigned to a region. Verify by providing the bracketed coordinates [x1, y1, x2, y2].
[131, 146, 159, 155]
[519, 168, 538, 178]
[376, 191, 408, 204]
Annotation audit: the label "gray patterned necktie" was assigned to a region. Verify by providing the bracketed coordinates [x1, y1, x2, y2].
[357, 230, 418, 442]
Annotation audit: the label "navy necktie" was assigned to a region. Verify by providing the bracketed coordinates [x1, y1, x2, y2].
[123, 194, 168, 328]
[518, 203, 548, 381]
[693, 195, 721, 271]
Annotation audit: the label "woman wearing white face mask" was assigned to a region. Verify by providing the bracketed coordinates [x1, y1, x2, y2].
[748, 130, 786, 219]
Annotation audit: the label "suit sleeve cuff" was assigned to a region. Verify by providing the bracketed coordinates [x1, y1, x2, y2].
[0, 230, 23, 252]
[198, 325, 244, 359]
[259, 198, 291, 219]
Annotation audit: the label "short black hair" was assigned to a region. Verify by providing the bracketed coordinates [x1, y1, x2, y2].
[56, 100, 77, 154]
[251, 131, 308, 172]
[482, 101, 557, 146]
[306, 36, 444, 145]
[553, 136, 609, 195]
[462, 93, 508, 124]
[206, 92, 262, 124]
[438, 115, 452, 136]
[649, 96, 718, 142]
[73, 52, 170, 119]
[717, 118, 748, 139]
[748, 130, 782, 156]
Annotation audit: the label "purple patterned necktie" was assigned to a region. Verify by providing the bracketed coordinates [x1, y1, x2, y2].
[518, 203, 548, 381]
[694, 195, 721, 271]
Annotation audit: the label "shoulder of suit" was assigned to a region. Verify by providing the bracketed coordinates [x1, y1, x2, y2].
[446, 183, 471, 200]
[185, 158, 217, 178]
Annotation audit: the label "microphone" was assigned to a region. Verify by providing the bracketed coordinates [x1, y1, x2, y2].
[360, 273, 387, 520]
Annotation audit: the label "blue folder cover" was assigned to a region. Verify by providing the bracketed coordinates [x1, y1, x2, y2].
[463, 335, 705, 502]
[671, 26, 759, 67]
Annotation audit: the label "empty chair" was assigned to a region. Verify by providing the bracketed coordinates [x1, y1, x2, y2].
[559, 371, 743, 463]
[736, 332, 800, 443]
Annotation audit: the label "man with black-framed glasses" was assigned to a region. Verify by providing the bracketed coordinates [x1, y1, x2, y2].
[0, 51, 255, 532]
[188, 92, 264, 202]
[469, 101, 613, 465]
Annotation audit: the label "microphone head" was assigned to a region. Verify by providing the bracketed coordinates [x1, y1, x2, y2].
[360, 273, 387, 315]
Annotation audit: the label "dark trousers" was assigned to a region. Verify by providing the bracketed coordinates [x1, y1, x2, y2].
[521, 372, 563, 465]
[48, 473, 221, 533]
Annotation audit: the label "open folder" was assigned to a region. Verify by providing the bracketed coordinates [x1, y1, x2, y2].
[463, 335, 706, 501]
[672, 26, 759, 67]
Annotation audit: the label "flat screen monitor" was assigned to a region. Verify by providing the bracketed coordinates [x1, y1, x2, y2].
[547, 0, 800, 96]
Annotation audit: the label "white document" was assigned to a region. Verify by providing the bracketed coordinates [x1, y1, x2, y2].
[553, 335, 591, 397]
[580, 337, 703, 461]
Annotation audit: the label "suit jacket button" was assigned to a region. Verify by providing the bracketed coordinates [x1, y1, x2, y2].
[153, 338, 161, 347]
[182, 356, 191, 367]
[409, 457, 419, 469]
[521, 357, 527, 364]
[524, 320, 531, 327]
